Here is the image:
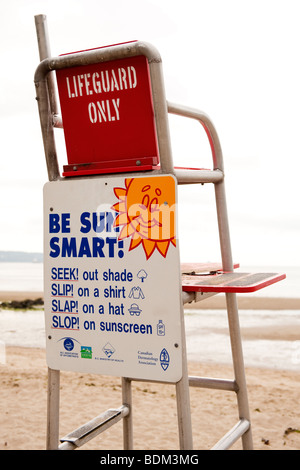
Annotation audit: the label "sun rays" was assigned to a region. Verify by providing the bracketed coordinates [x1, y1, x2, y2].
[112, 177, 176, 259]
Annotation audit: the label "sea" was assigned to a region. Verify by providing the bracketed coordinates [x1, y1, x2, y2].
[0, 262, 299, 371]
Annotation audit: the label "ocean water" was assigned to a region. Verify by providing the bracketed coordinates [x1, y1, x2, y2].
[184, 308, 300, 371]
[0, 262, 299, 370]
[0, 262, 43, 292]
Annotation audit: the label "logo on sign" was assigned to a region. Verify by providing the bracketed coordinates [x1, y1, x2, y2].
[160, 348, 170, 371]
[103, 342, 115, 358]
[58, 337, 80, 358]
[113, 176, 176, 259]
[81, 346, 92, 359]
[63, 337, 75, 351]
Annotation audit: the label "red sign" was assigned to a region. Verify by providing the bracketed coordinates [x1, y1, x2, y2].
[56, 51, 159, 177]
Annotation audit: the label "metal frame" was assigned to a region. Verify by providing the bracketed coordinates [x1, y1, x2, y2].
[168, 102, 253, 450]
[34, 14, 253, 450]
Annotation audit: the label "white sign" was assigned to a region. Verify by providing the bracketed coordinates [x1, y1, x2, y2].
[43, 175, 183, 383]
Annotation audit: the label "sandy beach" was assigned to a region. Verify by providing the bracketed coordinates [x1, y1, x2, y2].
[1, 291, 300, 450]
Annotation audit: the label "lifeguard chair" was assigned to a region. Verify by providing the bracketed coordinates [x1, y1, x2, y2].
[34, 15, 285, 450]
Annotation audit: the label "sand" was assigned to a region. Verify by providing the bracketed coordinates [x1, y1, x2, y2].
[1, 347, 300, 451]
[1, 292, 300, 451]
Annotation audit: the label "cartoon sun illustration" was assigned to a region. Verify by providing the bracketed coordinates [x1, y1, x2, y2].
[112, 176, 176, 259]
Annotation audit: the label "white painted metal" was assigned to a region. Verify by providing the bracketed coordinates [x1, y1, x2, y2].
[122, 378, 133, 450]
[59, 405, 129, 450]
[167, 103, 253, 450]
[211, 419, 251, 450]
[188, 376, 238, 392]
[34, 14, 58, 116]
[46, 368, 60, 450]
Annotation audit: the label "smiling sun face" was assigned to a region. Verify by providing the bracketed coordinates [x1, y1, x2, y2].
[112, 176, 176, 259]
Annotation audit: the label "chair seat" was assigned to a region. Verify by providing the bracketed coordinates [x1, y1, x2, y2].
[181, 264, 286, 293]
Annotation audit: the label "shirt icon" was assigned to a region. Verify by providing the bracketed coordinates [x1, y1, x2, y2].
[128, 286, 145, 300]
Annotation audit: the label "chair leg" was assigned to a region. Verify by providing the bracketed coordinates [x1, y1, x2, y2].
[176, 304, 193, 450]
[122, 377, 133, 450]
[46, 367, 60, 450]
[226, 293, 253, 450]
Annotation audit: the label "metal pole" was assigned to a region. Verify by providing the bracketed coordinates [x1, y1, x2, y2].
[167, 102, 253, 449]
[212, 419, 250, 450]
[35, 16, 61, 450]
[224, 291, 253, 449]
[176, 303, 193, 449]
[167, 102, 222, 170]
[122, 377, 133, 449]
[34, 14, 58, 115]
[46, 368, 60, 449]
[59, 405, 129, 449]
[34, 15, 60, 181]
[148, 64, 174, 174]
[214, 170, 253, 451]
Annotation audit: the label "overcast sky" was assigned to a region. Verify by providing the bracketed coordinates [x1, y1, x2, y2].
[0, 0, 299, 268]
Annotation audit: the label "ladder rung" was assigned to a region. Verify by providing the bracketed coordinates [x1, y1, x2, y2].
[174, 167, 224, 184]
[59, 405, 129, 449]
[189, 376, 238, 392]
[211, 419, 250, 450]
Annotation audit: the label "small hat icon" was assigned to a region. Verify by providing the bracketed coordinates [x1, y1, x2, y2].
[128, 303, 142, 315]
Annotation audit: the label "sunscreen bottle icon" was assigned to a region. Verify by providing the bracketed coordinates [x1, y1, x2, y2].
[157, 320, 165, 336]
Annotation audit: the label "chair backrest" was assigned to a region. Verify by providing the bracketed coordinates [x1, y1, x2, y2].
[34, 40, 175, 181]
[56, 45, 160, 177]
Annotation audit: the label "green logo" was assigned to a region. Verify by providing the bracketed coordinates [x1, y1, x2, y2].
[81, 346, 92, 359]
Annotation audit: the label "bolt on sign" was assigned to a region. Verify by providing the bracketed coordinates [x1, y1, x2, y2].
[43, 175, 183, 383]
[56, 43, 159, 177]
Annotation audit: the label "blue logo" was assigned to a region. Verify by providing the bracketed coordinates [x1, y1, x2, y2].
[160, 348, 170, 371]
[57, 337, 80, 359]
[63, 337, 74, 351]
[103, 342, 115, 358]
